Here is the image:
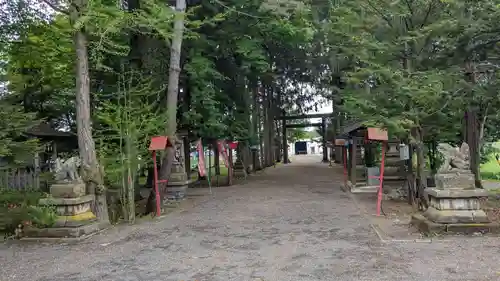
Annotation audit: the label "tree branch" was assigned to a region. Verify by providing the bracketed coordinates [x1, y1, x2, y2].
[479, 103, 490, 141]
[41, 0, 69, 15]
[421, 0, 439, 28]
[363, 0, 393, 28]
[402, 0, 414, 29]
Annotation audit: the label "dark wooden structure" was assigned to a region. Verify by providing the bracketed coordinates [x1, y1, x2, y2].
[335, 121, 366, 186]
[1, 122, 77, 190]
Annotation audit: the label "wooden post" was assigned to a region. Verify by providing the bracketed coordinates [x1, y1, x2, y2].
[351, 136, 358, 186]
[282, 119, 289, 163]
[347, 141, 352, 180]
[322, 117, 328, 162]
[228, 148, 233, 186]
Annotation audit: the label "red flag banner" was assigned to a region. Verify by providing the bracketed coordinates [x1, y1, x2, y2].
[217, 140, 230, 168]
[197, 139, 206, 177]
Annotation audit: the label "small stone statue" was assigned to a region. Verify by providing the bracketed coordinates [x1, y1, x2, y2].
[436, 142, 471, 173]
[54, 156, 82, 182]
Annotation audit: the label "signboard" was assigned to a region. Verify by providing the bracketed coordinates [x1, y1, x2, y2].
[366, 128, 388, 141]
[335, 139, 347, 146]
[196, 139, 206, 177]
[217, 140, 230, 168]
[148, 136, 171, 151]
[228, 141, 239, 150]
[399, 144, 410, 160]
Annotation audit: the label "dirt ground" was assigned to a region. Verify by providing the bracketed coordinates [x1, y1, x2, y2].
[2, 155, 500, 281]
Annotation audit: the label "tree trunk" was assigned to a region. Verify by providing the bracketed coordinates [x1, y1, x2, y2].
[464, 60, 482, 189]
[466, 109, 482, 188]
[147, 0, 186, 213]
[414, 127, 428, 210]
[262, 89, 270, 166]
[214, 140, 220, 175]
[256, 89, 263, 169]
[251, 83, 260, 168]
[71, 0, 109, 223]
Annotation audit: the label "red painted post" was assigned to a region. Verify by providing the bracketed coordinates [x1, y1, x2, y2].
[376, 141, 386, 216]
[152, 151, 161, 217]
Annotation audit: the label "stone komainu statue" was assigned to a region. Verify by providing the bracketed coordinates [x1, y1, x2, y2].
[54, 156, 82, 182]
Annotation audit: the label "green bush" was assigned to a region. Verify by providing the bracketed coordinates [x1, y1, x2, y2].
[481, 171, 500, 181]
[481, 143, 500, 165]
[0, 188, 44, 206]
[27, 205, 58, 228]
[0, 189, 56, 237]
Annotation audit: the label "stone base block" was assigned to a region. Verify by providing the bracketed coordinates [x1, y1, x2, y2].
[423, 206, 489, 224]
[54, 211, 97, 227]
[411, 213, 500, 235]
[39, 195, 94, 217]
[350, 185, 378, 194]
[425, 188, 489, 199]
[234, 169, 247, 178]
[435, 172, 475, 189]
[50, 183, 86, 198]
[167, 182, 189, 200]
[23, 221, 107, 239]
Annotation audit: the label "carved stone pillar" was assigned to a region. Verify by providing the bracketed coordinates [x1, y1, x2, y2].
[167, 136, 189, 201]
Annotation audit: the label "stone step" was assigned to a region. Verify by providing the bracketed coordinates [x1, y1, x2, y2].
[350, 185, 378, 194]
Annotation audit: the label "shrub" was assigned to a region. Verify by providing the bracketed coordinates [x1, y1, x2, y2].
[481, 171, 500, 181]
[0, 189, 56, 237]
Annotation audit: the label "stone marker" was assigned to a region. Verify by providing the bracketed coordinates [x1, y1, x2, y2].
[167, 139, 189, 201]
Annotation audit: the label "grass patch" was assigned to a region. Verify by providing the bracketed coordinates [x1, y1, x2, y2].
[481, 142, 500, 181]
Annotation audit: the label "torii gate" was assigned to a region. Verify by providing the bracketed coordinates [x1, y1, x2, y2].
[276, 112, 336, 163]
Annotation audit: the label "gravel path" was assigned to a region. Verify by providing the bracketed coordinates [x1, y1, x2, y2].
[1, 155, 500, 281]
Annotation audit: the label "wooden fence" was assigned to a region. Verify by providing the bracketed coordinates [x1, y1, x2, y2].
[0, 169, 40, 190]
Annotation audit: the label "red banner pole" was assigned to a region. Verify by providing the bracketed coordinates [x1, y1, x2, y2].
[376, 141, 386, 216]
[152, 150, 161, 217]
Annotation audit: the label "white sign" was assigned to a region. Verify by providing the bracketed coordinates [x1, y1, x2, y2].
[399, 144, 409, 160]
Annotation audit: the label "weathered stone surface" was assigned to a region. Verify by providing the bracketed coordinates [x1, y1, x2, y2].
[54, 211, 96, 227]
[23, 221, 106, 239]
[425, 188, 488, 199]
[437, 142, 470, 172]
[234, 159, 248, 178]
[411, 213, 500, 234]
[434, 172, 475, 189]
[423, 206, 489, 224]
[50, 183, 86, 198]
[39, 194, 94, 207]
[56, 201, 92, 216]
[428, 196, 482, 210]
[54, 156, 82, 183]
[167, 180, 189, 200]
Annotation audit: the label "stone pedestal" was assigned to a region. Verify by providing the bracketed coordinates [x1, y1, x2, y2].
[412, 170, 498, 234]
[25, 182, 103, 239]
[167, 139, 189, 201]
[233, 158, 247, 179]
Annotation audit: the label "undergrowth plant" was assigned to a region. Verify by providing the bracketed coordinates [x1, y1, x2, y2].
[96, 70, 168, 223]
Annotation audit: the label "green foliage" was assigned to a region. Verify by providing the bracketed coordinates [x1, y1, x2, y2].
[0, 189, 56, 236]
[480, 143, 500, 165]
[0, 103, 40, 165]
[96, 71, 168, 186]
[27, 205, 58, 228]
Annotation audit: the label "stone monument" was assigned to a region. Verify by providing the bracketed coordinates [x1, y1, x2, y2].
[166, 137, 189, 201]
[233, 147, 248, 179]
[412, 143, 497, 234]
[24, 156, 103, 239]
